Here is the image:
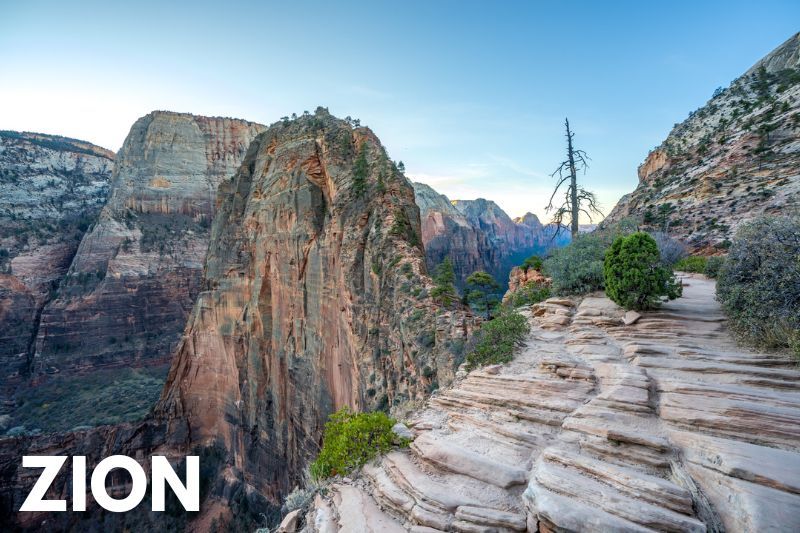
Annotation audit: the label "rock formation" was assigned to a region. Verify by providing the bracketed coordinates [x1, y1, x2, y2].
[604, 32, 800, 252]
[503, 265, 549, 304]
[0, 110, 475, 530]
[413, 182, 567, 288]
[0, 131, 113, 417]
[28, 112, 264, 386]
[304, 274, 800, 531]
[150, 109, 472, 524]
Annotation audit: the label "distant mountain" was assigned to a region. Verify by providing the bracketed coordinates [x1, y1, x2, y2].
[0, 131, 113, 416]
[413, 182, 569, 288]
[604, 32, 800, 252]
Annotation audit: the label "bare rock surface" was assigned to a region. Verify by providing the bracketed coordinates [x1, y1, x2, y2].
[0, 131, 114, 416]
[304, 274, 800, 532]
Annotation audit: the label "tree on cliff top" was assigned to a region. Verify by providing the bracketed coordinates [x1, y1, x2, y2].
[546, 118, 602, 239]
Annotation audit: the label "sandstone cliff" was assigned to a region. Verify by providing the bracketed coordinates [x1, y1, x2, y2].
[304, 275, 800, 531]
[28, 112, 264, 389]
[0, 110, 475, 531]
[0, 131, 113, 417]
[152, 109, 473, 521]
[413, 182, 567, 288]
[604, 32, 800, 251]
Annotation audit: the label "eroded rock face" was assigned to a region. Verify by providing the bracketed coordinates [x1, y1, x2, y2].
[413, 183, 567, 287]
[305, 275, 800, 532]
[0, 132, 113, 416]
[604, 32, 800, 251]
[502, 265, 549, 303]
[29, 112, 265, 383]
[0, 111, 475, 531]
[154, 110, 473, 514]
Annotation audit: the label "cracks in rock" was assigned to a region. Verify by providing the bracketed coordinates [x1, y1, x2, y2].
[670, 459, 726, 533]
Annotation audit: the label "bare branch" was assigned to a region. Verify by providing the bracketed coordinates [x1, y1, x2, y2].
[545, 174, 570, 211]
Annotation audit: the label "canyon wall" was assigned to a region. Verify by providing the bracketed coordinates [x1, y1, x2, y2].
[0, 132, 113, 417]
[604, 32, 800, 251]
[413, 182, 568, 288]
[29, 112, 264, 383]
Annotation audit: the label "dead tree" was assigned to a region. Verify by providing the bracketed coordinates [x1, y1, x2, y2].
[546, 118, 602, 239]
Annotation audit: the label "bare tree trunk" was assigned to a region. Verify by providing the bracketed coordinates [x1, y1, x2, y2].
[566, 119, 579, 239]
[546, 118, 601, 237]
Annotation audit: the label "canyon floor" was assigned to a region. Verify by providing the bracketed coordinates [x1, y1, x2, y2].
[304, 274, 800, 532]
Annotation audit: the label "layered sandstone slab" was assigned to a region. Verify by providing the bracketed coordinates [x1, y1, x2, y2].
[305, 275, 800, 532]
[0, 131, 114, 416]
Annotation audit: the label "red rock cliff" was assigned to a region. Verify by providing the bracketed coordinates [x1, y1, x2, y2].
[154, 109, 473, 518]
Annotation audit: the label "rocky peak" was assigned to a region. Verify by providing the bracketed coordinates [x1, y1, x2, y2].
[152, 110, 474, 519]
[107, 110, 265, 217]
[453, 198, 515, 231]
[515, 211, 543, 229]
[744, 31, 800, 75]
[413, 181, 462, 218]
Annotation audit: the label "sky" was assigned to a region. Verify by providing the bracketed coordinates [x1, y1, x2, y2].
[1, 1, 798, 222]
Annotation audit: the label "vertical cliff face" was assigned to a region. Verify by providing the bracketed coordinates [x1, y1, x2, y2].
[414, 183, 568, 287]
[155, 110, 473, 513]
[0, 132, 113, 416]
[604, 32, 800, 251]
[29, 112, 265, 386]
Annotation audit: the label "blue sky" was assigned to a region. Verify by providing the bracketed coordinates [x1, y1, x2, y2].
[1, 1, 798, 221]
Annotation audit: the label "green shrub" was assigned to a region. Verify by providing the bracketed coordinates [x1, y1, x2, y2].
[704, 256, 725, 278]
[674, 256, 708, 273]
[543, 234, 607, 295]
[309, 408, 407, 480]
[466, 309, 530, 369]
[506, 282, 551, 308]
[604, 232, 682, 311]
[716, 216, 800, 356]
[520, 255, 543, 272]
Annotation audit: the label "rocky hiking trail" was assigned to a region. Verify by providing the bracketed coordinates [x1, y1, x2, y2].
[302, 274, 800, 532]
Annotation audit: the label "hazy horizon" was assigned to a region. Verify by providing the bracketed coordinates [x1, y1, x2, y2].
[1, 1, 798, 221]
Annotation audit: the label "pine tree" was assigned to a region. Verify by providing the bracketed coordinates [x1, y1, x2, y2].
[604, 232, 682, 311]
[465, 271, 501, 319]
[430, 258, 458, 307]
